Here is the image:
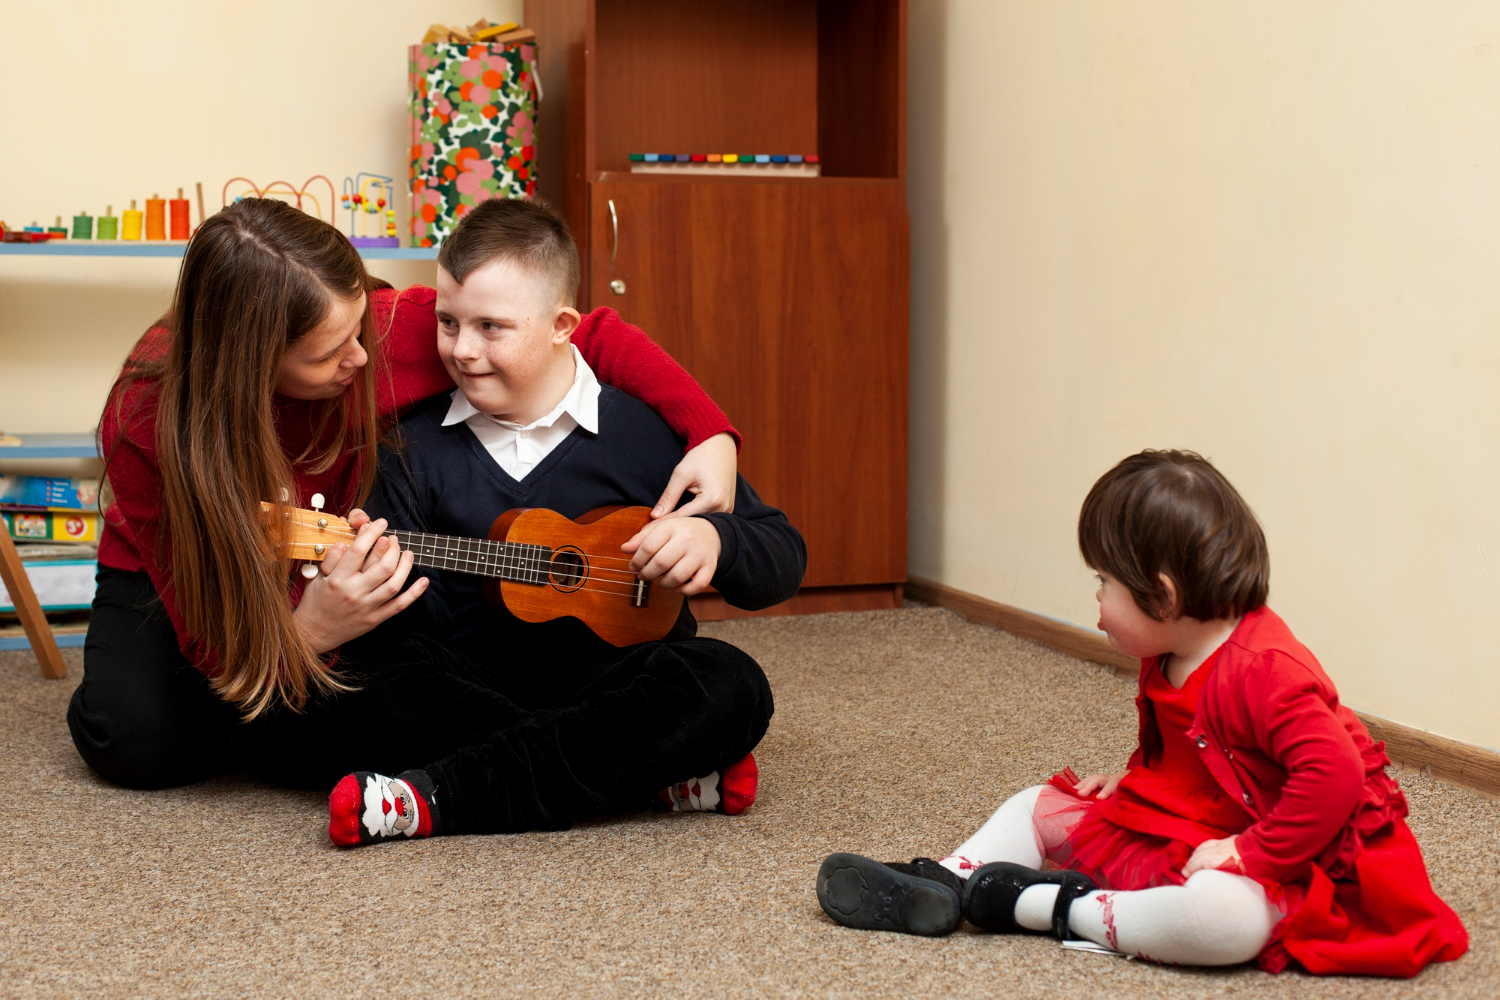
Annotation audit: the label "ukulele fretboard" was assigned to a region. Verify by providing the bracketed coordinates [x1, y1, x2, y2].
[387, 529, 553, 584]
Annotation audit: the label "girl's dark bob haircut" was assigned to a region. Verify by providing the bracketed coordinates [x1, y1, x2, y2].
[1078, 450, 1269, 621]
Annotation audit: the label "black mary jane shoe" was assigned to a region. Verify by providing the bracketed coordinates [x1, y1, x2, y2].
[816, 853, 963, 937]
[962, 862, 1098, 939]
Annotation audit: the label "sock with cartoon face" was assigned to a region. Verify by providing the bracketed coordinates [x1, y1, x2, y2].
[656, 752, 759, 815]
[328, 769, 441, 847]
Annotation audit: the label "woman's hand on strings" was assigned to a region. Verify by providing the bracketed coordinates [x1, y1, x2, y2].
[1075, 771, 1129, 800]
[622, 516, 722, 595]
[1182, 835, 1244, 877]
[293, 516, 428, 653]
[651, 432, 737, 519]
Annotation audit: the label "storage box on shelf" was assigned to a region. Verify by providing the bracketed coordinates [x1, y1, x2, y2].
[527, 0, 909, 618]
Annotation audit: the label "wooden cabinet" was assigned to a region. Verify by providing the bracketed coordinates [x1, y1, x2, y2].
[589, 178, 907, 589]
[527, 0, 908, 615]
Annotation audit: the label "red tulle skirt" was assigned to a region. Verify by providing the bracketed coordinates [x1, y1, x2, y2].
[1034, 769, 1468, 977]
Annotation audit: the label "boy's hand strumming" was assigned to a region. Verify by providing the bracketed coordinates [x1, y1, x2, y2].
[622, 516, 722, 595]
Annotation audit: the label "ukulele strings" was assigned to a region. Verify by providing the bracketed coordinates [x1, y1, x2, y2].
[278, 516, 660, 594]
[280, 518, 647, 566]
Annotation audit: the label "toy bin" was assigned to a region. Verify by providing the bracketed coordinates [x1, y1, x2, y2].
[408, 38, 538, 247]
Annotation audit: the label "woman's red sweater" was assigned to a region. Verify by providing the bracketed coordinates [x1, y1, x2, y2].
[97, 285, 737, 674]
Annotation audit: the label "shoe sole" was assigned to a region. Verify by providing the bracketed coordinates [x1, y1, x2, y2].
[816, 853, 961, 936]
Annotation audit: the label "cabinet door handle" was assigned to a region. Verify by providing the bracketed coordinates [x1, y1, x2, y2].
[608, 198, 619, 266]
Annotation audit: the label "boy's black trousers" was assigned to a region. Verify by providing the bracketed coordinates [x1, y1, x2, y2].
[67, 569, 774, 832]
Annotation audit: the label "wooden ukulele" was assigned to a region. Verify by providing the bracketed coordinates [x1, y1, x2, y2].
[260, 497, 684, 647]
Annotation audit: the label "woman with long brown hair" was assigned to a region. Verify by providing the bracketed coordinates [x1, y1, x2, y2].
[68, 197, 740, 789]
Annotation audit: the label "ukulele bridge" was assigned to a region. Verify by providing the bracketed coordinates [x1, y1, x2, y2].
[633, 577, 649, 608]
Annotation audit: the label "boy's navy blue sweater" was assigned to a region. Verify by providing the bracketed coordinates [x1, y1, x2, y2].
[367, 386, 807, 662]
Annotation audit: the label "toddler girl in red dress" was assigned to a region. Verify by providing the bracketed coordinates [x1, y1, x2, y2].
[817, 450, 1467, 976]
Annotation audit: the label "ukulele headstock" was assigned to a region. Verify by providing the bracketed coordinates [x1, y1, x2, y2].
[259, 495, 353, 564]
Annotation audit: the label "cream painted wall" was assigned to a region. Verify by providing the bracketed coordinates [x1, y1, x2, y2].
[907, 1, 1500, 749]
[0, 0, 521, 435]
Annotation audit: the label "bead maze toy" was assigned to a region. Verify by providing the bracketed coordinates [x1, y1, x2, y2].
[341, 173, 399, 248]
[222, 176, 336, 226]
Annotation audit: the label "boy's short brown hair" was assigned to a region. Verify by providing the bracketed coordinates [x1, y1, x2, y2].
[1078, 450, 1269, 621]
[437, 197, 580, 306]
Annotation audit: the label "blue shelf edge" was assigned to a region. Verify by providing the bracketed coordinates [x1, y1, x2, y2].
[0, 243, 438, 260]
[0, 433, 101, 459]
[0, 632, 85, 651]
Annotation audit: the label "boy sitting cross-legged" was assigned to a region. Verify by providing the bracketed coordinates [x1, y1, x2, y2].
[325, 198, 806, 845]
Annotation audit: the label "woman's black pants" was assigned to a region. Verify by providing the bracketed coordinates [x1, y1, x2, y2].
[67, 568, 774, 832]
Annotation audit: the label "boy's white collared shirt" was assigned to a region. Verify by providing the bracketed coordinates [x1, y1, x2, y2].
[441, 345, 600, 480]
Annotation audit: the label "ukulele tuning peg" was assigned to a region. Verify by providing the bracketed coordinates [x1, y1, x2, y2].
[279, 487, 290, 502]
[301, 563, 319, 580]
[311, 493, 325, 512]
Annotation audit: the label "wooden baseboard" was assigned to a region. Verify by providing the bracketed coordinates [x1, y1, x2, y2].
[906, 575, 1500, 798]
[905, 576, 1138, 674]
[691, 583, 903, 622]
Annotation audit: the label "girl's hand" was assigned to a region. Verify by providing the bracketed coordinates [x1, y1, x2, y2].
[1075, 771, 1129, 799]
[292, 517, 429, 654]
[622, 516, 722, 595]
[1183, 836, 1243, 877]
[652, 432, 737, 519]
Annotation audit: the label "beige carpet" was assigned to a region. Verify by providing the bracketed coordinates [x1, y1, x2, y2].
[1, 606, 1493, 998]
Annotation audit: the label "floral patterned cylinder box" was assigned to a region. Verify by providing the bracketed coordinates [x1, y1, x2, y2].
[408, 39, 537, 247]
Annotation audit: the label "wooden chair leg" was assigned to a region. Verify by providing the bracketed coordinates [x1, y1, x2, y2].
[0, 528, 67, 679]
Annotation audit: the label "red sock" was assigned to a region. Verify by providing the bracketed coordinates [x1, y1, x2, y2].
[328, 770, 440, 847]
[657, 753, 759, 815]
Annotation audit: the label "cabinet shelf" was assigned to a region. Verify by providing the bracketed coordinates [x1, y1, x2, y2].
[0, 243, 439, 260]
[592, 172, 900, 187]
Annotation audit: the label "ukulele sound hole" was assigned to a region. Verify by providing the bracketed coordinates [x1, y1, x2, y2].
[549, 547, 587, 592]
